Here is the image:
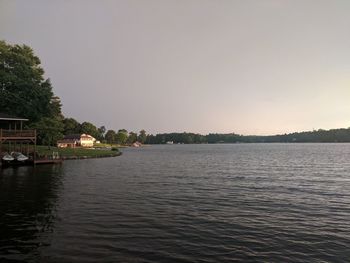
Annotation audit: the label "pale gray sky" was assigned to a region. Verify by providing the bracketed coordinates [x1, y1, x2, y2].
[1, 0, 350, 135]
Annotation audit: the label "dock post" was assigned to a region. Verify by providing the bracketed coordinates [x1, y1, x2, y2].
[34, 129, 37, 166]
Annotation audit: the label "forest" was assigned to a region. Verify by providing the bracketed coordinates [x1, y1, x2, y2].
[145, 129, 350, 144]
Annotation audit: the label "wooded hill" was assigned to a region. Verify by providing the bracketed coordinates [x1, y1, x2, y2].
[145, 128, 350, 144]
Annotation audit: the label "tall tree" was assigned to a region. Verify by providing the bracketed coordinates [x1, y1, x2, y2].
[115, 129, 128, 145]
[31, 117, 64, 146]
[80, 122, 98, 138]
[0, 40, 62, 122]
[138, 129, 147, 144]
[105, 129, 116, 144]
[127, 131, 138, 144]
[63, 118, 81, 135]
[97, 126, 106, 141]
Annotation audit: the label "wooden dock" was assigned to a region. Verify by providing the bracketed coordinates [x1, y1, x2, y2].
[0, 129, 36, 141]
[0, 159, 63, 168]
[34, 159, 63, 165]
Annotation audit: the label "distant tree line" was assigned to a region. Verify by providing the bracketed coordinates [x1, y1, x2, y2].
[144, 129, 350, 144]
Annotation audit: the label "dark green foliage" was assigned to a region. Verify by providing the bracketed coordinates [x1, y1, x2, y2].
[31, 117, 64, 146]
[105, 129, 117, 144]
[0, 40, 64, 145]
[127, 132, 137, 144]
[138, 129, 147, 144]
[206, 133, 241, 143]
[115, 129, 128, 145]
[145, 129, 350, 144]
[63, 117, 81, 134]
[80, 121, 99, 138]
[97, 126, 106, 141]
[0, 40, 62, 122]
[145, 132, 207, 144]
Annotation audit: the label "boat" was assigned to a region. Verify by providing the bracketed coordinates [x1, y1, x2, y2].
[12, 152, 29, 162]
[166, 141, 174, 145]
[2, 152, 31, 166]
[131, 142, 142, 147]
[2, 152, 15, 166]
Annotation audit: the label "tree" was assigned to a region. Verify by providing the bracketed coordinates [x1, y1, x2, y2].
[97, 126, 106, 141]
[49, 96, 64, 119]
[127, 131, 138, 144]
[63, 117, 81, 135]
[31, 117, 64, 146]
[138, 129, 147, 144]
[115, 129, 128, 145]
[0, 40, 62, 122]
[80, 122, 98, 138]
[105, 130, 116, 144]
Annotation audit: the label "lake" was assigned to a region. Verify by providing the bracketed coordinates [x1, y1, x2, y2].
[1, 144, 350, 262]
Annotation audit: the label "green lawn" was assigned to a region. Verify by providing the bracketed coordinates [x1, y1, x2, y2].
[36, 145, 120, 158]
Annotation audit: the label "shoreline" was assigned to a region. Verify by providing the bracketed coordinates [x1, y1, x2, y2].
[0, 151, 122, 168]
[61, 151, 122, 160]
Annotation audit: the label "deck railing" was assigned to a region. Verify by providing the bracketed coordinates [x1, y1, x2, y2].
[0, 129, 36, 139]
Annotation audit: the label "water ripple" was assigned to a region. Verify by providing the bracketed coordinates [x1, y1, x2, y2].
[1, 144, 350, 262]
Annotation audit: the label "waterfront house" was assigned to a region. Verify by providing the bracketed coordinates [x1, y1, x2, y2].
[57, 134, 96, 148]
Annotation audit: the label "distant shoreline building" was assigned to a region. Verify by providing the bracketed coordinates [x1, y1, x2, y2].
[57, 134, 96, 148]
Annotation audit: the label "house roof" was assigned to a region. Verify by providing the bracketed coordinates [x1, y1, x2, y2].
[57, 139, 77, 144]
[64, 134, 95, 140]
[0, 113, 29, 121]
[81, 135, 94, 139]
[64, 134, 81, 140]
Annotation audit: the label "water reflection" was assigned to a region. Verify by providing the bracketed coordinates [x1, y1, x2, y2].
[1, 145, 350, 262]
[0, 165, 63, 262]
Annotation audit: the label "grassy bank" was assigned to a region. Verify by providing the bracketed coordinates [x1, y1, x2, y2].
[36, 145, 121, 159]
[94, 143, 128, 148]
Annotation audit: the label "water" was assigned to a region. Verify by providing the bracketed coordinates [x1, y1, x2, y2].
[1, 144, 350, 262]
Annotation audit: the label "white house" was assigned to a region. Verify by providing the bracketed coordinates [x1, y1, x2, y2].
[57, 134, 96, 148]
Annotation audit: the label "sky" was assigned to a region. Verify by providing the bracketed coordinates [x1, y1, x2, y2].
[1, 0, 350, 135]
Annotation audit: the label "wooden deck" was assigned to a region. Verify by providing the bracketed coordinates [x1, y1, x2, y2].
[0, 129, 36, 141]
